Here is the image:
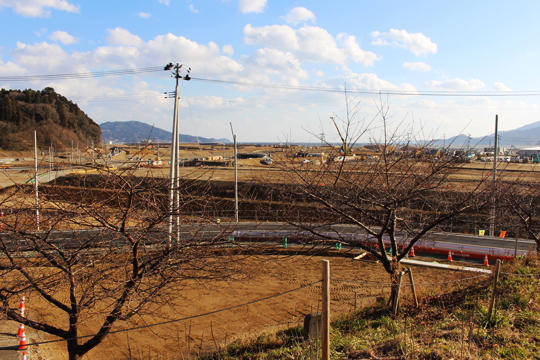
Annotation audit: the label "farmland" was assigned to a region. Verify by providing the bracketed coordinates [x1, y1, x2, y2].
[0, 143, 538, 360]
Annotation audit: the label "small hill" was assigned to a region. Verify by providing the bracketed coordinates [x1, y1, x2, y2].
[100, 121, 230, 144]
[0, 88, 101, 150]
[433, 120, 540, 147]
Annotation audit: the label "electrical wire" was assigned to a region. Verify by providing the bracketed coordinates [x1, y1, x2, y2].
[0, 66, 164, 82]
[190, 76, 540, 97]
[3, 66, 540, 97]
[0, 280, 321, 349]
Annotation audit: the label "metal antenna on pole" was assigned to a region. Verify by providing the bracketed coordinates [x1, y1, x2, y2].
[33, 131, 40, 231]
[489, 114, 499, 237]
[230, 122, 239, 223]
[165, 62, 191, 245]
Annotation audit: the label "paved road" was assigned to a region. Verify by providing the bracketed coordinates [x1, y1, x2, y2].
[1, 222, 534, 255]
[223, 222, 535, 251]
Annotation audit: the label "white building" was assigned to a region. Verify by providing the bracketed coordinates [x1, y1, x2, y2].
[517, 147, 540, 158]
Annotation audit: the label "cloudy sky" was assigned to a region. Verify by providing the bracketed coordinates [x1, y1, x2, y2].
[1, 0, 540, 142]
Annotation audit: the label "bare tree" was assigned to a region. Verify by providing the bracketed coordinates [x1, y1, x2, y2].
[0, 163, 234, 359]
[500, 180, 540, 255]
[282, 99, 491, 311]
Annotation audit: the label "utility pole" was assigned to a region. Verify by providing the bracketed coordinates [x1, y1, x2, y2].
[230, 122, 239, 223]
[164, 62, 191, 245]
[71, 139, 74, 165]
[48, 144, 52, 181]
[33, 131, 40, 231]
[489, 115, 498, 237]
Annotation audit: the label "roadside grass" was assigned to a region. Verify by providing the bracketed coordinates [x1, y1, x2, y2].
[199, 256, 539, 359]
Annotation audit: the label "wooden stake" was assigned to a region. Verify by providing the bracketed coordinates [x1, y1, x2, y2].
[321, 260, 330, 360]
[392, 270, 404, 317]
[408, 268, 419, 307]
[488, 259, 502, 322]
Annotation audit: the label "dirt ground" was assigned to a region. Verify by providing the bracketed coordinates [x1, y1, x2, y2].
[3, 254, 489, 360]
[1, 143, 539, 188]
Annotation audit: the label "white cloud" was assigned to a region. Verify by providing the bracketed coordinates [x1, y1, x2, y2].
[246, 48, 308, 80]
[295, 26, 346, 63]
[493, 82, 511, 91]
[49, 30, 77, 45]
[10, 30, 244, 79]
[158, 0, 170, 5]
[338, 34, 379, 67]
[244, 24, 379, 66]
[283, 7, 316, 25]
[0, 29, 432, 142]
[222, 44, 234, 56]
[0, 0, 79, 17]
[184, 96, 245, 109]
[371, 28, 437, 56]
[143, 34, 243, 74]
[346, 72, 417, 92]
[138, 12, 151, 19]
[107, 27, 143, 47]
[427, 78, 485, 91]
[244, 24, 299, 49]
[13, 41, 71, 71]
[415, 99, 438, 109]
[239, 0, 266, 14]
[403, 61, 431, 72]
[0, 59, 26, 76]
[188, 4, 198, 13]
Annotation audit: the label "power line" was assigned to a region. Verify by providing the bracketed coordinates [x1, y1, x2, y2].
[4, 65, 540, 97]
[190, 76, 540, 97]
[0, 66, 164, 82]
[0, 280, 321, 350]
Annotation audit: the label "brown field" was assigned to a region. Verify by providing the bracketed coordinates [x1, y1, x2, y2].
[1, 144, 539, 189]
[2, 253, 488, 360]
[0, 144, 537, 359]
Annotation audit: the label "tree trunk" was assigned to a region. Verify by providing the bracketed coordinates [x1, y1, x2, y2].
[389, 258, 402, 315]
[67, 339, 81, 360]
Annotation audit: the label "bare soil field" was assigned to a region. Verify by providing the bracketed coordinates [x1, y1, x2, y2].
[1, 143, 538, 189]
[0, 144, 535, 359]
[2, 254, 488, 360]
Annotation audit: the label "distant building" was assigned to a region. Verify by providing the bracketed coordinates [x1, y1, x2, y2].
[483, 146, 502, 155]
[517, 147, 540, 158]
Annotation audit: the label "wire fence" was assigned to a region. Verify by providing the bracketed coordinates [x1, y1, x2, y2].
[2, 255, 537, 360]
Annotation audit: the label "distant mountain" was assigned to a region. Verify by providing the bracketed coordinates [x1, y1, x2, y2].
[100, 121, 230, 144]
[433, 121, 540, 147]
[0, 88, 101, 150]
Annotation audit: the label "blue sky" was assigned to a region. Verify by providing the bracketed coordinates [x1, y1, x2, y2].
[1, 0, 540, 143]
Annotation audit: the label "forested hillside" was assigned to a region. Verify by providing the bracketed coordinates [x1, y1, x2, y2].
[0, 87, 101, 150]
